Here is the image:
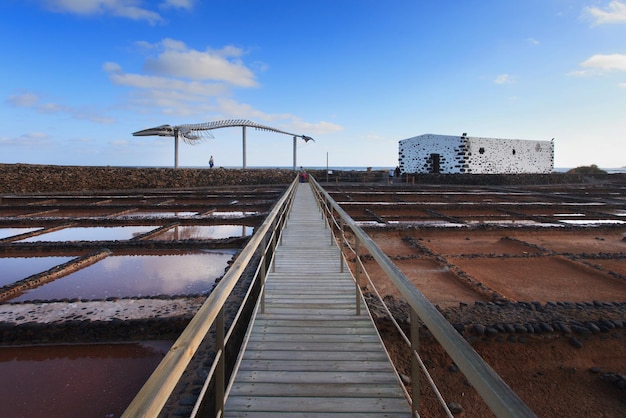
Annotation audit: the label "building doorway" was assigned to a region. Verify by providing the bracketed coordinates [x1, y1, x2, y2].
[430, 153, 440, 174]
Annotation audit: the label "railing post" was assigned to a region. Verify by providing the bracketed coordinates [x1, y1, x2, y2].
[272, 226, 277, 257]
[355, 237, 361, 316]
[329, 206, 335, 245]
[262, 255, 268, 313]
[277, 213, 283, 247]
[215, 307, 225, 417]
[272, 226, 278, 273]
[339, 219, 344, 273]
[411, 308, 420, 416]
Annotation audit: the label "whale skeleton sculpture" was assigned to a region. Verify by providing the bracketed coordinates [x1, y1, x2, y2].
[133, 119, 314, 169]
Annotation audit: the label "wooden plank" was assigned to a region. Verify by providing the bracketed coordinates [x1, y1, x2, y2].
[224, 412, 410, 418]
[228, 381, 405, 398]
[258, 308, 357, 316]
[238, 359, 398, 372]
[231, 370, 401, 385]
[226, 396, 410, 413]
[252, 318, 373, 326]
[245, 350, 389, 362]
[248, 325, 377, 335]
[243, 341, 385, 352]
[246, 333, 381, 343]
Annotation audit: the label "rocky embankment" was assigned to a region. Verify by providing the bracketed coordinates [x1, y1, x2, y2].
[367, 294, 626, 392]
[2, 163, 622, 194]
[0, 164, 296, 193]
[367, 294, 626, 344]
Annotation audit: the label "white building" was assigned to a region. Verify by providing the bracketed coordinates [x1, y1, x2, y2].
[398, 133, 554, 174]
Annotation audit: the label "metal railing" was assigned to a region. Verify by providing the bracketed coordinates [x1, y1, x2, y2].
[309, 176, 536, 418]
[122, 177, 298, 418]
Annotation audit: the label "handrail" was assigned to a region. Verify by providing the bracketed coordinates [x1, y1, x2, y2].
[338, 229, 452, 416]
[122, 177, 299, 418]
[309, 176, 536, 418]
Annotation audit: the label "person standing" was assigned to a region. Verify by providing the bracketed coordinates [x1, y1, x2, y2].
[209, 155, 214, 168]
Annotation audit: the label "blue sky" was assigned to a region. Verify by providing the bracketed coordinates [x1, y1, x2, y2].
[1, 0, 625, 169]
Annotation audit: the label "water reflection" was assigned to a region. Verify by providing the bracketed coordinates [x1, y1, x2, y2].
[0, 256, 74, 287]
[119, 211, 199, 218]
[152, 225, 253, 240]
[28, 210, 115, 218]
[19, 226, 158, 242]
[211, 211, 257, 217]
[11, 250, 236, 302]
[0, 228, 42, 240]
[560, 219, 626, 225]
[0, 341, 170, 418]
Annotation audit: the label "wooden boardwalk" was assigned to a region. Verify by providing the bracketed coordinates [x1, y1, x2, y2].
[224, 183, 410, 417]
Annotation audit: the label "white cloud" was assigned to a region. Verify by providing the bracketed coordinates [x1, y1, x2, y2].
[160, 0, 195, 9]
[526, 37, 540, 45]
[212, 99, 342, 135]
[0, 132, 52, 147]
[105, 63, 229, 96]
[584, 1, 626, 25]
[581, 53, 626, 72]
[6, 92, 39, 107]
[104, 38, 341, 133]
[569, 69, 590, 77]
[40, 0, 163, 24]
[215, 98, 281, 121]
[494, 73, 515, 84]
[142, 40, 257, 87]
[6, 91, 115, 124]
[104, 40, 259, 117]
[289, 119, 344, 135]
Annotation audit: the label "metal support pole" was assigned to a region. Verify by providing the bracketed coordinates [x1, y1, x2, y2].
[293, 136, 297, 171]
[411, 309, 420, 415]
[242, 126, 247, 168]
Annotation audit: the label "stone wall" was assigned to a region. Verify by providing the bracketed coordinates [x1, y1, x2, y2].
[467, 136, 553, 174]
[399, 134, 463, 173]
[399, 134, 554, 174]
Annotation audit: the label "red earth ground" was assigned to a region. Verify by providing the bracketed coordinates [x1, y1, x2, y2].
[351, 227, 626, 417]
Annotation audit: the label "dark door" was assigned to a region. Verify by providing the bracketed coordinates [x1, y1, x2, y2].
[430, 153, 440, 174]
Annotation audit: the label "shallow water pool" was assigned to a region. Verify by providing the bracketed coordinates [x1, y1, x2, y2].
[18, 226, 158, 242]
[0, 256, 75, 287]
[0, 341, 170, 418]
[10, 250, 236, 301]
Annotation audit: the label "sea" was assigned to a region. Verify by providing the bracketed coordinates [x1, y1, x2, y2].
[150, 166, 626, 174]
[133, 166, 393, 171]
